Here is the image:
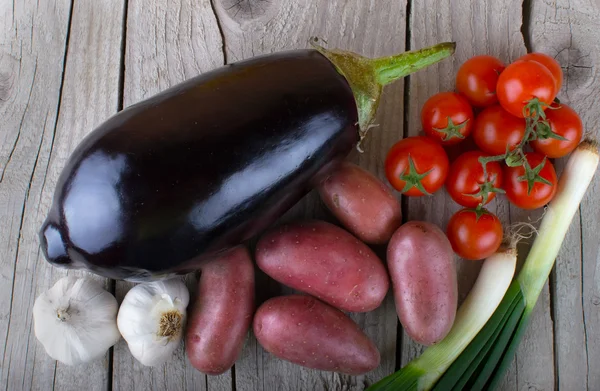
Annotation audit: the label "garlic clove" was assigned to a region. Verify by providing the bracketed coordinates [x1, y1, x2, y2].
[33, 276, 121, 365]
[117, 278, 189, 367]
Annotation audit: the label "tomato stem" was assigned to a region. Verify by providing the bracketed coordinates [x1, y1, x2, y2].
[399, 155, 434, 196]
[518, 157, 553, 195]
[433, 117, 469, 141]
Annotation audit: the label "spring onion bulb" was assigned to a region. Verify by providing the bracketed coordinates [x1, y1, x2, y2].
[368, 139, 599, 391]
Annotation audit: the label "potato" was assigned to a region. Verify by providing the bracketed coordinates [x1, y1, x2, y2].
[387, 221, 457, 345]
[185, 246, 255, 374]
[317, 161, 402, 244]
[253, 295, 380, 375]
[255, 220, 389, 312]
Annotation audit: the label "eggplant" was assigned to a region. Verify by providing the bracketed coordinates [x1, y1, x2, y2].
[39, 40, 455, 280]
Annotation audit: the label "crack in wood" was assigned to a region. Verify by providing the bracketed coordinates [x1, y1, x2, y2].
[396, 0, 412, 373]
[0, 58, 37, 184]
[580, 210, 590, 387]
[117, 0, 128, 112]
[521, 0, 532, 51]
[210, 0, 228, 64]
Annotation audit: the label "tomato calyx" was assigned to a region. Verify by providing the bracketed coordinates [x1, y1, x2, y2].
[505, 150, 526, 167]
[522, 97, 550, 120]
[465, 175, 505, 207]
[468, 206, 493, 222]
[399, 155, 433, 195]
[517, 156, 553, 195]
[467, 155, 507, 207]
[534, 120, 568, 141]
[433, 117, 469, 141]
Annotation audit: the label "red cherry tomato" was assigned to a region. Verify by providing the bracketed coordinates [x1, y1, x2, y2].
[446, 208, 503, 261]
[445, 151, 504, 208]
[473, 105, 526, 155]
[517, 52, 563, 92]
[385, 136, 449, 196]
[530, 103, 583, 158]
[504, 152, 558, 209]
[456, 55, 506, 107]
[496, 60, 558, 118]
[421, 92, 474, 145]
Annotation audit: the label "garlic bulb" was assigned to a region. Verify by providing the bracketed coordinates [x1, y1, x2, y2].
[32, 276, 121, 365]
[117, 278, 189, 366]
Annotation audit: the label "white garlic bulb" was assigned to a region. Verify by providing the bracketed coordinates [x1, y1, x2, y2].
[32, 276, 121, 365]
[117, 278, 189, 366]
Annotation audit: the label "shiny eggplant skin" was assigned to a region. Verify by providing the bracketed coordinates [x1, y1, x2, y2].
[39, 49, 359, 280]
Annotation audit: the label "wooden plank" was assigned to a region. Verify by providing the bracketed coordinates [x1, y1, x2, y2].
[528, 0, 600, 388]
[211, 1, 403, 389]
[112, 1, 228, 390]
[403, 1, 556, 389]
[1, 0, 121, 389]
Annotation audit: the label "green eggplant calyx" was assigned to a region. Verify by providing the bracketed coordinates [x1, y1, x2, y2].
[311, 39, 456, 149]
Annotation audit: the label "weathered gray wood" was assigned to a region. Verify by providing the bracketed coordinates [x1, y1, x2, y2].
[211, 0, 404, 389]
[403, 1, 555, 389]
[1, 0, 122, 390]
[0, 1, 70, 385]
[112, 1, 229, 390]
[528, 0, 600, 389]
[4, 1, 598, 389]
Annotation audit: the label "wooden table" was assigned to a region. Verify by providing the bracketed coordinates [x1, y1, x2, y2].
[2, 0, 599, 390]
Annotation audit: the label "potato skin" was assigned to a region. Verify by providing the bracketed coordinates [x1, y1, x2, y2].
[185, 246, 255, 374]
[318, 162, 402, 244]
[253, 295, 380, 375]
[256, 220, 389, 312]
[387, 221, 457, 345]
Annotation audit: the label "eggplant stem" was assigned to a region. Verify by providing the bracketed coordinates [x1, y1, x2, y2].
[311, 40, 456, 144]
[371, 42, 457, 86]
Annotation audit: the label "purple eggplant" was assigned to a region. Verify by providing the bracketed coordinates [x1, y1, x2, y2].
[39, 40, 454, 280]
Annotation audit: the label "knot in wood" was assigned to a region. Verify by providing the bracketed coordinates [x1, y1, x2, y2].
[218, 0, 274, 22]
[0, 55, 17, 103]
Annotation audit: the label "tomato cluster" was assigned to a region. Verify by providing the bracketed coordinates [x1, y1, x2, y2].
[384, 52, 583, 261]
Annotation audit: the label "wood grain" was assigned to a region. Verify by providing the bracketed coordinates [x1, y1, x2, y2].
[113, 1, 228, 390]
[528, 0, 600, 389]
[1, 0, 122, 389]
[211, 0, 405, 389]
[3, 0, 599, 390]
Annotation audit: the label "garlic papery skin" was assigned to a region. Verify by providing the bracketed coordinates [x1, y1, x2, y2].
[32, 276, 121, 365]
[117, 278, 189, 366]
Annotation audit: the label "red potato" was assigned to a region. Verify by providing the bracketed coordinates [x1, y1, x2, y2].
[317, 161, 402, 244]
[255, 220, 389, 312]
[253, 295, 380, 375]
[185, 246, 255, 375]
[387, 221, 457, 345]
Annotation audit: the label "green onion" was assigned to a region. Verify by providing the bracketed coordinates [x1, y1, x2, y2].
[368, 140, 599, 391]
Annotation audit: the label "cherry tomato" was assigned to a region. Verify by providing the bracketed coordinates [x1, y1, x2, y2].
[445, 151, 503, 208]
[496, 60, 557, 118]
[517, 52, 563, 92]
[385, 136, 449, 196]
[446, 208, 503, 261]
[421, 92, 474, 145]
[530, 103, 583, 158]
[456, 55, 506, 107]
[473, 104, 526, 155]
[504, 152, 557, 209]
